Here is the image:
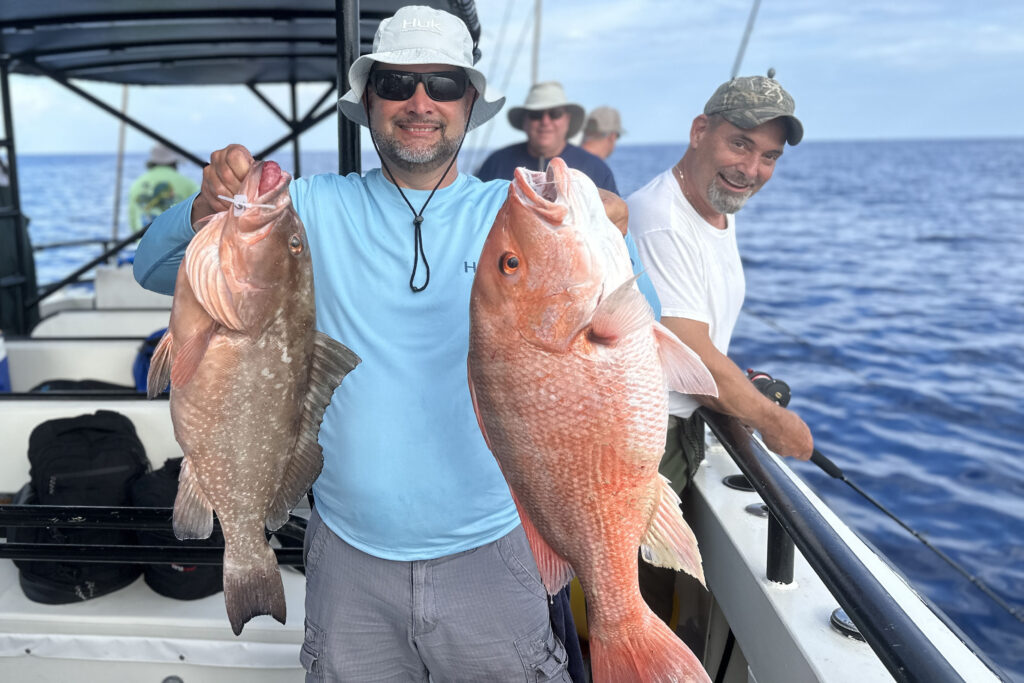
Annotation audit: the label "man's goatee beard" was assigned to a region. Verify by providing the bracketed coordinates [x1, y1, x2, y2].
[374, 126, 463, 174]
[707, 177, 754, 214]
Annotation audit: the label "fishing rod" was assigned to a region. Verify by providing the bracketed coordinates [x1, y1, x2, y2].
[747, 369, 1024, 624]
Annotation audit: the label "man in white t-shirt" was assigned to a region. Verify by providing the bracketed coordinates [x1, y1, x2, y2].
[629, 72, 813, 496]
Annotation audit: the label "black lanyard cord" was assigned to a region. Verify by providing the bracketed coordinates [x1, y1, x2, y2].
[365, 96, 477, 293]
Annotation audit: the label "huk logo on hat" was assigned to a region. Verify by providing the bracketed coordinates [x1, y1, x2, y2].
[401, 17, 443, 34]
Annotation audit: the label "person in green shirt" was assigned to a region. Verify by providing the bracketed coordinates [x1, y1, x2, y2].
[127, 144, 199, 233]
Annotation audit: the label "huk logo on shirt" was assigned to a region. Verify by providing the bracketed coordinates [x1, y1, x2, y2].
[464, 261, 477, 273]
[401, 18, 443, 35]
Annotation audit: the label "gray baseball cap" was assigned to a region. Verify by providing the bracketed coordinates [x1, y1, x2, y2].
[703, 71, 803, 145]
[583, 106, 626, 138]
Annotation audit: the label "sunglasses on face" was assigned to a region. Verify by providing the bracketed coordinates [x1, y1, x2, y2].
[527, 108, 566, 121]
[369, 69, 469, 102]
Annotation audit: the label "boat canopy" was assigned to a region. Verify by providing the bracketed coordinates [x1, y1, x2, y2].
[0, 1, 481, 86]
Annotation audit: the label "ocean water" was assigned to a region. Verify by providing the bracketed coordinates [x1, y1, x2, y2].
[16, 140, 1024, 679]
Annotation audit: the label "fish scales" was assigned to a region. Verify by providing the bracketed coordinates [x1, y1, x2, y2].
[148, 160, 360, 635]
[469, 157, 717, 682]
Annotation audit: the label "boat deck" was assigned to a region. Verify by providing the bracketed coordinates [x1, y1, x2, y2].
[0, 556, 306, 681]
[0, 395, 308, 681]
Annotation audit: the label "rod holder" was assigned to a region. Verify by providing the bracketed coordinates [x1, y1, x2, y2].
[767, 511, 795, 584]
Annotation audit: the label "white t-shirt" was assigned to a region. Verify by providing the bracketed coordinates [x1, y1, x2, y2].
[628, 169, 745, 418]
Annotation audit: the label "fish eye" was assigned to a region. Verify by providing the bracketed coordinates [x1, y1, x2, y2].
[500, 252, 519, 275]
[289, 234, 303, 254]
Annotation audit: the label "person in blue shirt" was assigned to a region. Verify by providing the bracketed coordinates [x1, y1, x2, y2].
[133, 6, 636, 682]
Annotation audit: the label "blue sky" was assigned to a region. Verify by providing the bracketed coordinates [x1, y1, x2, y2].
[8, 0, 1024, 156]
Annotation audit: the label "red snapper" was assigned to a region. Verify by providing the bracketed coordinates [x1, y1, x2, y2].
[468, 158, 716, 682]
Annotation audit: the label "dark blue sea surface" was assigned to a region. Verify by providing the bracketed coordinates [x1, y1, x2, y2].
[17, 140, 1024, 679]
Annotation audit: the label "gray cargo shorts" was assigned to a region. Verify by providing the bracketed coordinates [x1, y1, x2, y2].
[300, 507, 571, 682]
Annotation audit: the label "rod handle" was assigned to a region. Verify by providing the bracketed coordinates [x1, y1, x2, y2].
[811, 448, 844, 479]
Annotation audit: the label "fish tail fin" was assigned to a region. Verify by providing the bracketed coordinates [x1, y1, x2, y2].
[223, 539, 285, 636]
[590, 609, 710, 683]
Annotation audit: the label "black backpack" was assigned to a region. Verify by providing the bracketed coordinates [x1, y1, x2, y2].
[129, 457, 224, 600]
[9, 410, 150, 603]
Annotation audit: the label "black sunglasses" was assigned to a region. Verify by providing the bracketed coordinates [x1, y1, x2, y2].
[369, 69, 469, 102]
[526, 108, 566, 121]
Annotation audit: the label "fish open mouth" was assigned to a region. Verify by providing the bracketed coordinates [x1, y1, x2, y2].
[258, 161, 283, 196]
[225, 160, 292, 242]
[511, 157, 575, 226]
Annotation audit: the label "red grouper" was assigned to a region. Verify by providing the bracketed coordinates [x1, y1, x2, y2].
[147, 160, 360, 635]
[468, 157, 717, 682]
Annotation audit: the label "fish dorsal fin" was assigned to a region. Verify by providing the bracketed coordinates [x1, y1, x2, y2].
[588, 275, 652, 346]
[184, 213, 246, 332]
[639, 475, 705, 586]
[652, 322, 718, 397]
[265, 331, 361, 531]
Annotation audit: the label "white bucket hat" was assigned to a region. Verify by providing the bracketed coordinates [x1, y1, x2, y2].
[338, 5, 504, 131]
[507, 82, 586, 138]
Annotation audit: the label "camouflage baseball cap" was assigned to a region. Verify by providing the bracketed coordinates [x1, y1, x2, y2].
[703, 70, 803, 145]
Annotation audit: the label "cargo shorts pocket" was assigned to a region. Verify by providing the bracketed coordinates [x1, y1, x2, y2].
[300, 617, 326, 680]
[303, 509, 328, 578]
[515, 621, 569, 682]
[496, 528, 548, 600]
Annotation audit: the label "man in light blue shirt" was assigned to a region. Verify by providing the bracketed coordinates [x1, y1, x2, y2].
[134, 6, 637, 682]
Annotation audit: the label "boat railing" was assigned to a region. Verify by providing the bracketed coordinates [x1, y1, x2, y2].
[26, 226, 146, 309]
[33, 237, 123, 253]
[697, 407, 981, 683]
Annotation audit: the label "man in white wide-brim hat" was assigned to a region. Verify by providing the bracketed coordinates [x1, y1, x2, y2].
[134, 5, 615, 680]
[477, 81, 617, 193]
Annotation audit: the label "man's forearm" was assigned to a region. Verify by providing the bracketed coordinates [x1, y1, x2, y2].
[696, 346, 781, 429]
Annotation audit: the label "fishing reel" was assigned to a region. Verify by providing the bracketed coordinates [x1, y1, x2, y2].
[746, 369, 791, 408]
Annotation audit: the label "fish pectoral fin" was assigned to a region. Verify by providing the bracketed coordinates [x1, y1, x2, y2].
[467, 367, 493, 451]
[653, 322, 718, 397]
[587, 275, 653, 346]
[146, 330, 173, 399]
[173, 457, 215, 540]
[266, 331, 361, 530]
[169, 321, 217, 389]
[640, 475, 705, 586]
[512, 491, 575, 595]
